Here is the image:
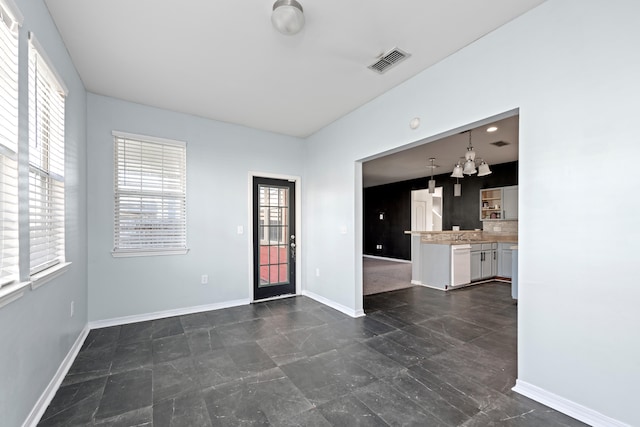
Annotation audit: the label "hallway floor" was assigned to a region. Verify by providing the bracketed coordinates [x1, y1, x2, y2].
[38, 283, 585, 426]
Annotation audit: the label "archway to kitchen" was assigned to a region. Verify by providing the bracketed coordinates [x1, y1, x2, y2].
[361, 111, 519, 296]
[357, 109, 520, 394]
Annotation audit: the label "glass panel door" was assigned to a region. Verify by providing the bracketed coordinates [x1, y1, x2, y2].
[253, 177, 295, 300]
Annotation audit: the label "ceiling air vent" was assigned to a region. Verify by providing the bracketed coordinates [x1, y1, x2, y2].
[490, 140, 510, 147]
[368, 48, 411, 74]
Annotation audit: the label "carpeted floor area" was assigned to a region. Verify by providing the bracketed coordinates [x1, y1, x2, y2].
[363, 257, 412, 295]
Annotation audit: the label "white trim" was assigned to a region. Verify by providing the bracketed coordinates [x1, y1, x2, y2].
[0, 0, 24, 26]
[513, 380, 630, 427]
[22, 326, 89, 427]
[0, 280, 30, 308]
[88, 298, 251, 329]
[253, 293, 299, 304]
[27, 32, 68, 95]
[302, 290, 365, 318]
[247, 171, 302, 302]
[410, 279, 423, 286]
[111, 249, 189, 258]
[111, 130, 186, 147]
[416, 282, 447, 291]
[30, 262, 71, 290]
[363, 255, 411, 263]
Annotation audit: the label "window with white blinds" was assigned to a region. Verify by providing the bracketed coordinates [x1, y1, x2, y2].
[28, 34, 67, 276]
[113, 132, 187, 256]
[0, 0, 21, 287]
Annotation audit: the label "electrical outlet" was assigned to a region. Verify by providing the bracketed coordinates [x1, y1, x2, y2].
[315, 268, 320, 277]
[70, 301, 74, 317]
[376, 244, 382, 250]
[201, 274, 208, 284]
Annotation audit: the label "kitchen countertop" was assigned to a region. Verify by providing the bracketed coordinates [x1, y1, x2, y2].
[425, 239, 518, 245]
[405, 230, 517, 246]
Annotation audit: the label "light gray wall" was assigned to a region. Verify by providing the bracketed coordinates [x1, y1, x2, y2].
[86, 94, 305, 321]
[0, 0, 88, 426]
[304, 0, 639, 425]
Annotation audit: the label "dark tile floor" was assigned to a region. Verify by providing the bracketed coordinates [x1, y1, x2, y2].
[38, 282, 586, 426]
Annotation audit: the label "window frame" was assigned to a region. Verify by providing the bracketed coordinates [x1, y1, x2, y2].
[28, 32, 69, 280]
[0, 0, 23, 304]
[112, 131, 188, 258]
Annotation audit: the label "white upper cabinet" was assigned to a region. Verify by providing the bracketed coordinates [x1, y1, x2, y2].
[480, 185, 518, 221]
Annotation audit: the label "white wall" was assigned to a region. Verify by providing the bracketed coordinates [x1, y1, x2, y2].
[304, 0, 639, 425]
[86, 94, 305, 321]
[0, 0, 88, 426]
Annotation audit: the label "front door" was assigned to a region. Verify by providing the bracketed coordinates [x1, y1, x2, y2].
[253, 177, 296, 300]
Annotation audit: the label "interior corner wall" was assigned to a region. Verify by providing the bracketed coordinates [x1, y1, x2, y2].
[303, 0, 640, 425]
[0, 1, 88, 426]
[86, 94, 305, 322]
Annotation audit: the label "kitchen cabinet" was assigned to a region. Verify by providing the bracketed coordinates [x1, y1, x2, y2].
[498, 243, 513, 278]
[480, 185, 518, 221]
[471, 243, 497, 281]
[480, 188, 503, 220]
[503, 185, 518, 220]
[470, 250, 482, 282]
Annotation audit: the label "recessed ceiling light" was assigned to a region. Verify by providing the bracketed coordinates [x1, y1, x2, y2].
[486, 126, 498, 133]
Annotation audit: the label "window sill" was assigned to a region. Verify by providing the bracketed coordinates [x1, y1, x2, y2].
[111, 249, 189, 258]
[30, 262, 72, 290]
[0, 280, 31, 309]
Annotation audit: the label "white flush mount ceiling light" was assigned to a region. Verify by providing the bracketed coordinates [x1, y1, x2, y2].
[486, 126, 498, 133]
[272, 0, 305, 35]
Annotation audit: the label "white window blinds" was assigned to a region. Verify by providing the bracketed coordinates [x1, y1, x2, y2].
[113, 132, 187, 256]
[0, 0, 21, 287]
[28, 34, 67, 275]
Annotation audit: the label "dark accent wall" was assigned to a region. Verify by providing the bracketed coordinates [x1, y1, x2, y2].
[363, 161, 518, 260]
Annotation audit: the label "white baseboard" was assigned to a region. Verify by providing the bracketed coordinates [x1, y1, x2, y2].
[302, 290, 365, 318]
[410, 279, 423, 286]
[513, 379, 630, 427]
[363, 255, 411, 263]
[416, 282, 447, 291]
[88, 298, 251, 329]
[22, 325, 90, 427]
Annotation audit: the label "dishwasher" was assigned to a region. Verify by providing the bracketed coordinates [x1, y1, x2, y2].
[450, 244, 471, 288]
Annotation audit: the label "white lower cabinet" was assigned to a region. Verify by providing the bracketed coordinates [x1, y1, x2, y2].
[471, 243, 497, 281]
[498, 243, 513, 278]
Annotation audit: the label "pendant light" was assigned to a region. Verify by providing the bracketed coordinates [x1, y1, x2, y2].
[450, 160, 463, 196]
[428, 158, 436, 193]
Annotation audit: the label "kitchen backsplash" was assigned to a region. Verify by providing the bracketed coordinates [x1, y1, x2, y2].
[483, 220, 518, 234]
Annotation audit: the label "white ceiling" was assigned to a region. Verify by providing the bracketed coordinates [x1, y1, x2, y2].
[363, 115, 519, 187]
[44, 0, 544, 138]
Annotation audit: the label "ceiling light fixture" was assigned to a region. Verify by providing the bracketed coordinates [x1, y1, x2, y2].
[427, 158, 437, 194]
[486, 126, 498, 133]
[452, 130, 492, 180]
[450, 160, 463, 197]
[271, 0, 305, 35]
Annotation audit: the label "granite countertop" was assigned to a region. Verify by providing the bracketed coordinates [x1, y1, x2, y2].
[407, 232, 518, 246]
[425, 239, 519, 245]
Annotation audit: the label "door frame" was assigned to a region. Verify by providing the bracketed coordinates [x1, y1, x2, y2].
[248, 171, 302, 302]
